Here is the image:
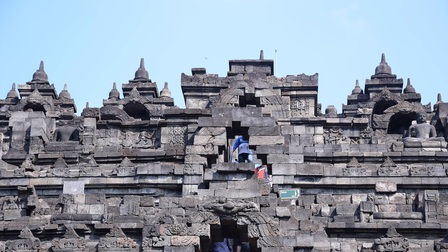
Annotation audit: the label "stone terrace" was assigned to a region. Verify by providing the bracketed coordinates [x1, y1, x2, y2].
[0, 52, 446, 251]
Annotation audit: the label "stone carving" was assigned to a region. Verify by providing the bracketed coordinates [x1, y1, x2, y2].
[347, 157, 361, 168]
[377, 157, 408, 176]
[98, 225, 138, 251]
[142, 224, 160, 238]
[238, 212, 282, 238]
[257, 236, 282, 247]
[143, 212, 179, 238]
[25, 89, 53, 112]
[214, 88, 243, 107]
[54, 122, 79, 142]
[50, 226, 87, 252]
[49, 157, 70, 177]
[112, 157, 136, 177]
[372, 227, 409, 252]
[0, 53, 448, 251]
[343, 157, 368, 176]
[160, 223, 188, 236]
[372, 88, 402, 103]
[142, 236, 170, 248]
[122, 130, 159, 149]
[405, 111, 445, 141]
[324, 128, 350, 144]
[1, 196, 21, 221]
[167, 127, 187, 146]
[170, 236, 199, 247]
[79, 155, 100, 176]
[187, 212, 220, 226]
[257, 89, 289, 118]
[425, 190, 439, 223]
[291, 97, 312, 117]
[5, 227, 41, 252]
[201, 198, 259, 215]
[100, 105, 133, 121]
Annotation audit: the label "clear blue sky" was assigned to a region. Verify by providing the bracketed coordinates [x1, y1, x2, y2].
[0, 1, 447, 114]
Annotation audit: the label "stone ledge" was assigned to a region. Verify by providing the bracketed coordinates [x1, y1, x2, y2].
[373, 212, 423, 220]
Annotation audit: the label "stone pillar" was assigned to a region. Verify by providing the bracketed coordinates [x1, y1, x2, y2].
[82, 118, 96, 153]
[424, 190, 439, 223]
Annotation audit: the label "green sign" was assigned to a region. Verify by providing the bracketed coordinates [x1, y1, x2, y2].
[279, 189, 300, 199]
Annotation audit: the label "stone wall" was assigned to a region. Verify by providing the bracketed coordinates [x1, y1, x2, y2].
[0, 53, 446, 251]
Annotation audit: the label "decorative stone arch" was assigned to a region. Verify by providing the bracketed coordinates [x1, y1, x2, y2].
[123, 101, 150, 120]
[99, 106, 133, 121]
[256, 88, 289, 118]
[384, 102, 425, 135]
[120, 87, 152, 120]
[211, 88, 244, 108]
[370, 89, 403, 130]
[372, 100, 399, 115]
[23, 90, 53, 113]
[195, 198, 283, 251]
[371, 88, 402, 115]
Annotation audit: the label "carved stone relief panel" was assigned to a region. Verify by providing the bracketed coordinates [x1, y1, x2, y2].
[122, 129, 160, 149]
[96, 129, 121, 147]
[290, 97, 314, 117]
[161, 127, 187, 148]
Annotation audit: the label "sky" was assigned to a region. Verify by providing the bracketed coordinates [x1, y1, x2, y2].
[0, 0, 447, 114]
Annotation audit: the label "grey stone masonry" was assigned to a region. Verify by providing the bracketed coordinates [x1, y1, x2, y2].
[0, 53, 447, 251]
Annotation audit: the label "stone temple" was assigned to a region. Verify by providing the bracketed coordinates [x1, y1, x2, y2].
[0, 51, 447, 252]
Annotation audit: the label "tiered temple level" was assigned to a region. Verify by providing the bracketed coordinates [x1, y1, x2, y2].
[0, 52, 446, 251]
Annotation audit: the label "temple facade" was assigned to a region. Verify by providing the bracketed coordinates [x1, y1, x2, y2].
[0, 52, 447, 251]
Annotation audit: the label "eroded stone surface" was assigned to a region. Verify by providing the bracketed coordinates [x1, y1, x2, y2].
[0, 54, 446, 251]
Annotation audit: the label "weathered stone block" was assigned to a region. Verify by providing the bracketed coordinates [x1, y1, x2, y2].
[73, 194, 85, 204]
[249, 126, 280, 136]
[296, 164, 323, 176]
[428, 164, 446, 176]
[85, 194, 106, 204]
[374, 195, 389, 205]
[375, 181, 397, 193]
[267, 154, 290, 164]
[256, 145, 288, 154]
[316, 194, 335, 205]
[250, 136, 284, 146]
[3, 209, 21, 220]
[320, 206, 333, 217]
[63, 181, 85, 195]
[378, 204, 396, 212]
[276, 207, 291, 217]
[289, 154, 304, 164]
[170, 236, 199, 247]
[389, 193, 406, 204]
[351, 194, 368, 204]
[191, 223, 210, 237]
[295, 233, 314, 247]
[360, 201, 374, 213]
[77, 204, 90, 214]
[335, 201, 356, 216]
[183, 175, 203, 185]
[89, 204, 105, 214]
[241, 117, 276, 127]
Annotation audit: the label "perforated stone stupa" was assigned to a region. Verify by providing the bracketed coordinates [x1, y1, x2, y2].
[0, 51, 447, 251]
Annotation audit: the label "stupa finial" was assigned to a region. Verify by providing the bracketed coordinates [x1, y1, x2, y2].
[134, 58, 149, 80]
[32, 60, 49, 82]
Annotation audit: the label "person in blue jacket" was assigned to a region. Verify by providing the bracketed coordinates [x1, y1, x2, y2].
[232, 135, 251, 163]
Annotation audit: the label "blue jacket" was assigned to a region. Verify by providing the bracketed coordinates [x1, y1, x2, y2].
[233, 136, 250, 154]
